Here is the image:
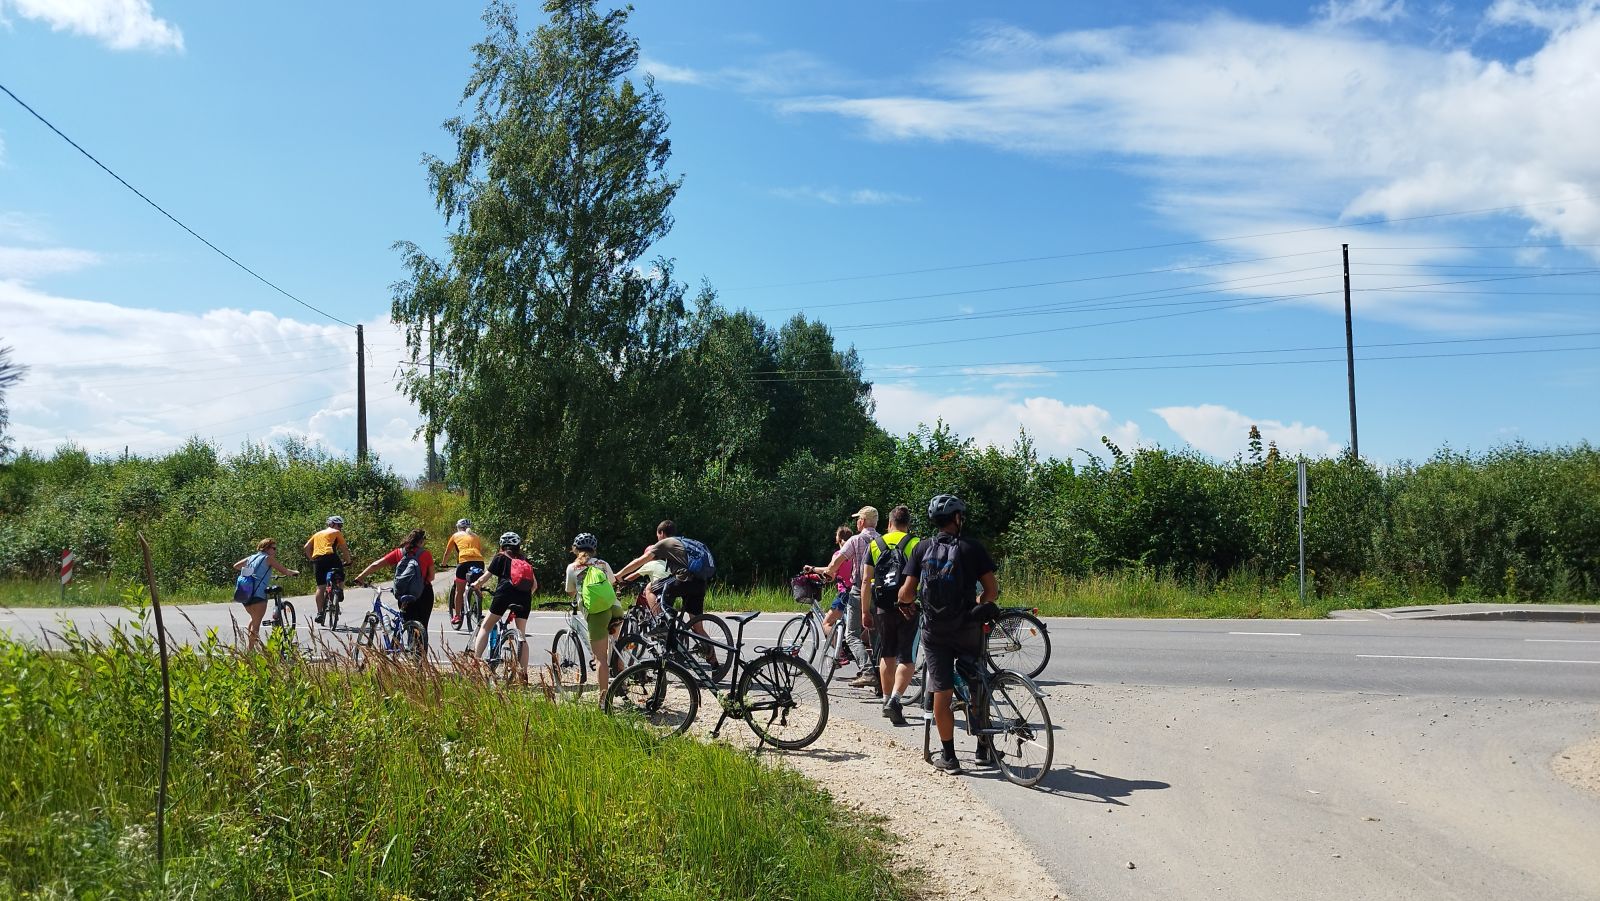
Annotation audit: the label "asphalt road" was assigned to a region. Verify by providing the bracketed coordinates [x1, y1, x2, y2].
[5, 585, 1598, 900]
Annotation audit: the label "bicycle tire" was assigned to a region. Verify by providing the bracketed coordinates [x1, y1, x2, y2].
[497, 628, 520, 682]
[402, 621, 427, 660]
[985, 671, 1053, 787]
[353, 614, 378, 668]
[680, 614, 734, 685]
[604, 658, 700, 737]
[777, 614, 819, 663]
[464, 588, 483, 633]
[551, 629, 588, 695]
[987, 611, 1050, 678]
[326, 587, 343, 631]
[817, 620, 844, 685]
[276, 601, 297, 634]
[738, 653, 829, 750]
[903, 659, 926, 708]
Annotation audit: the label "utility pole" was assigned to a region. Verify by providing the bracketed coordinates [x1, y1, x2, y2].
[426, 315, 439, 482]
[356, 324, 368, 463]
[1342, 243, 1359, 461]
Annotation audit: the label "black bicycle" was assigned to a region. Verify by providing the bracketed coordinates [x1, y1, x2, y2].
[457, 563, 486, 633]
[604, 611, 829, 750]
[318, 568, 346, 631]
[921, 622, 1053, 787]
[262, 583, 296, 633]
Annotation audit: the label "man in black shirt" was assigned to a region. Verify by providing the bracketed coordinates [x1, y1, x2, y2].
[899, 494, 998, 774]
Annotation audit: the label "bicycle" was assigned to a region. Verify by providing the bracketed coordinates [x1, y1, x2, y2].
[317, 567, 346, 631]
[778, 574, 847, 684]
[351, 583, 426, 667]
[985, 607, 1051, 678]
[920, 618, 1054, 787]
[483, 611, 524, 682]
[605, 610, 829, 750]
[457, 563, 486, 633]
[261, 583, 296, 633]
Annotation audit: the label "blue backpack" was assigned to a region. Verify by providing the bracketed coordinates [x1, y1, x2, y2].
[394, 548, 425, 601]
[678, 538, 716, 582]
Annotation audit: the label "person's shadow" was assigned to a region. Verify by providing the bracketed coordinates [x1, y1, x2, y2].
[967, 764, 1170, 803]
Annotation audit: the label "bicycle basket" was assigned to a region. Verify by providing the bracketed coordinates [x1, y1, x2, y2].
[790, 572, 825, 603]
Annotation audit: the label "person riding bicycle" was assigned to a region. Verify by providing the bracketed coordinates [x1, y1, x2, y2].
[861, 504, 921, 725]
[564, 532, 624, 697]
[612, 519, 716, 664]
[898, 494, 999, 774]
[352, 528, 437, 632]
[443, 518, 486, 627]
[231, 538, 299, 652]
[302, 515, 351, 625]
[472, 532, 537, 679]
[801, 525, 854, 661]
[808, 505, 881, 689]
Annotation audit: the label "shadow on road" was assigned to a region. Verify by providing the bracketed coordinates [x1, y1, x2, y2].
[969, 765, 1171, 804]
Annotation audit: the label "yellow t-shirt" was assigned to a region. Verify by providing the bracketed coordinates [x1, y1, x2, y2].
[446, 530, 485, 564]
[309, 527, 348, 559]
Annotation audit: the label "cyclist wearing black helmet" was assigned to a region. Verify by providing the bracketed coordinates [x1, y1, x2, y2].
[472, 531, 538, 677]
[898, 494, 999, 774]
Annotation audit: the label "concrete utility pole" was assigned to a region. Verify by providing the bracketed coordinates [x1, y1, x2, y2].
[426, 315, 439, 482]
[1297, 462, 1308, 605]
[356, 324, 368, 463]
[1342, 244, 1359, 461]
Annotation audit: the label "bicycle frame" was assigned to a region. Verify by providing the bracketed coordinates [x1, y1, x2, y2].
[366, 588, 412, 652]
[653, 610, 806, 742]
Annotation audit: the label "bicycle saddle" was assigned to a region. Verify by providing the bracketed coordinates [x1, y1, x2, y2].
[725, 611, 760, 624]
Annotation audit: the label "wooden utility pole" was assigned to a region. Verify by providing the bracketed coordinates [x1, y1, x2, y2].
[356, 324, 368, 463]
[1342, 244, 1359, 461]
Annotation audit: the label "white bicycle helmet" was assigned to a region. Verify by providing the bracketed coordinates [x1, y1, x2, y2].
[499, 531, 522, 548]
[456, 518, 472, 530]
[327, 515, 345, 527]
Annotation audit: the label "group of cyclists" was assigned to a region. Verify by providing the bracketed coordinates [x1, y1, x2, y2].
[232, 492, 1001, 775]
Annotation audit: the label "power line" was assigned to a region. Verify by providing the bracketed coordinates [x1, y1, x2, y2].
[723, 194, 1600, 292]
[0, 80, 355, 329]
[756, 344, 1600, 383]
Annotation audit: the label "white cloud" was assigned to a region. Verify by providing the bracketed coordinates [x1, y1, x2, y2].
[0, 0, 183, 52]
[872, 382, 1142, 459]
[781, 8, 1600, 296]
[0, 245, 101, 281]
[1486, 0, 1600, 32]
[770, 186, 916, 206]
[1153, 403, 1341, 458]
[639, 58, 704, 85]
[1318, 0, 1408, 25]
[639, 50, 842, 95]
[1, 282, 426, 475]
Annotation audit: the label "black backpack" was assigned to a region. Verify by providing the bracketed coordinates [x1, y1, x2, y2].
[870, 534, 914, 610]
[917, 533, 967, 623]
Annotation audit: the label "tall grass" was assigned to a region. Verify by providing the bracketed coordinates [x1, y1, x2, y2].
[0, 609, 901, 900]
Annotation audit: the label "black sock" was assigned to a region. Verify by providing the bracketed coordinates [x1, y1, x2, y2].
[941, 739, 956, 758]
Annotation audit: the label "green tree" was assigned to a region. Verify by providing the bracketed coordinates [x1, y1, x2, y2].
[392, 0, 698, 547]
[0, 343, 25, 461]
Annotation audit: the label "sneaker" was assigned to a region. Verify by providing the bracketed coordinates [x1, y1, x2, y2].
[450, 615, 462, 627]
[313, 613, 325, 625]
[849, 673, 877, 688]
[931, 754, 962, 774]
[885, 699, 908, 727]
[973, 742, 997, 768]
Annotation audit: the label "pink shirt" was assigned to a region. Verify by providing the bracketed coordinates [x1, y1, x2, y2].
[831, 550, 854, 593]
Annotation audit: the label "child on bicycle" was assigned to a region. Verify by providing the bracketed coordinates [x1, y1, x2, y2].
[231, 538, 299, 652]
[802, 525, 854, 649]
[564, 533, 624, 697]
[472, 532, 536, 680]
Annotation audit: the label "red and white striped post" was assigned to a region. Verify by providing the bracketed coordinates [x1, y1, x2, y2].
[59, 548, 75, 602]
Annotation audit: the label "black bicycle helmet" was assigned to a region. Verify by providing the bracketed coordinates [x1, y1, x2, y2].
[927, 494, 967, 520]
[572, 532, 598, 551]
[498, 531, 522, 548]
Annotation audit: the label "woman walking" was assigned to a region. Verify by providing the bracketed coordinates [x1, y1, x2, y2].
[231, 538, 299, 652]
[353, 528, 437, 633]
[564, 532, 623, 697]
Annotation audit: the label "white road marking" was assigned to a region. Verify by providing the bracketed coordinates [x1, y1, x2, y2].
[1358, 654, 1600, 664]
[1228, 631, 1302, 636]
[1525, 639, 1600, 643]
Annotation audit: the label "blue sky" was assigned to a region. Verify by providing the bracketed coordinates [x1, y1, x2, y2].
[2, 0, 1597, 476]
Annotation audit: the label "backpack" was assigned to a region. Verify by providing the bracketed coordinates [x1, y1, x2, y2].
[580, 562, 618, 613]
[507, 555, 535, 590]
[677, 538, 716, 582]
[870, 534, 915, 610]
[917, 533, 968, 623]
[393, 547, 425, 601]
[233, 552, 269, 600]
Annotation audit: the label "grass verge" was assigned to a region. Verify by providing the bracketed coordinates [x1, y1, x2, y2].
[0, 613, 902, 900]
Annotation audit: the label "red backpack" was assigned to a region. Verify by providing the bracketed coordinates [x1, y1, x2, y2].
[506, 554, 534, 590]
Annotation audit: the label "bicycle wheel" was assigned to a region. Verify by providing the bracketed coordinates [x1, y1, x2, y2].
[464, 589, 483, 633]
[551, 629, 588, 695]
[353, 614, 378, 668]
[610, 632, 657, 673]
[326, 588, 343, 631]
[817, 622, 843, 684]
[985, 672, 1054, 787]
[604, 658, 700, 737]
[275, 601, 297, 634]
[903, 659, 926, 708]
[497, 629, 521, 683]
[679, 614, 734, 685]
[777, 614, 819, 663]
[738, 653, 829, 750]
[987, 611, 1051, 678]
[402, 621, 427, 661]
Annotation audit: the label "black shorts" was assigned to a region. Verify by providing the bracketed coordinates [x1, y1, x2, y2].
[652, 575, 706, 617]
[873, 605, 917, 662]
[921, 622, 983, 694]
[490, 591, 531, 620]
[313, 555, 345, 586]
[400, 582, 435, 627]
[454, 561, 485, 583]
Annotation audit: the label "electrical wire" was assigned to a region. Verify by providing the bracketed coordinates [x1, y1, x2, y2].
[0, 80, 355, 329]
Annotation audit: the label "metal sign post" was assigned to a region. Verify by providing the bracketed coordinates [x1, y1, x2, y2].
[1297, 463, 1308, 604]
